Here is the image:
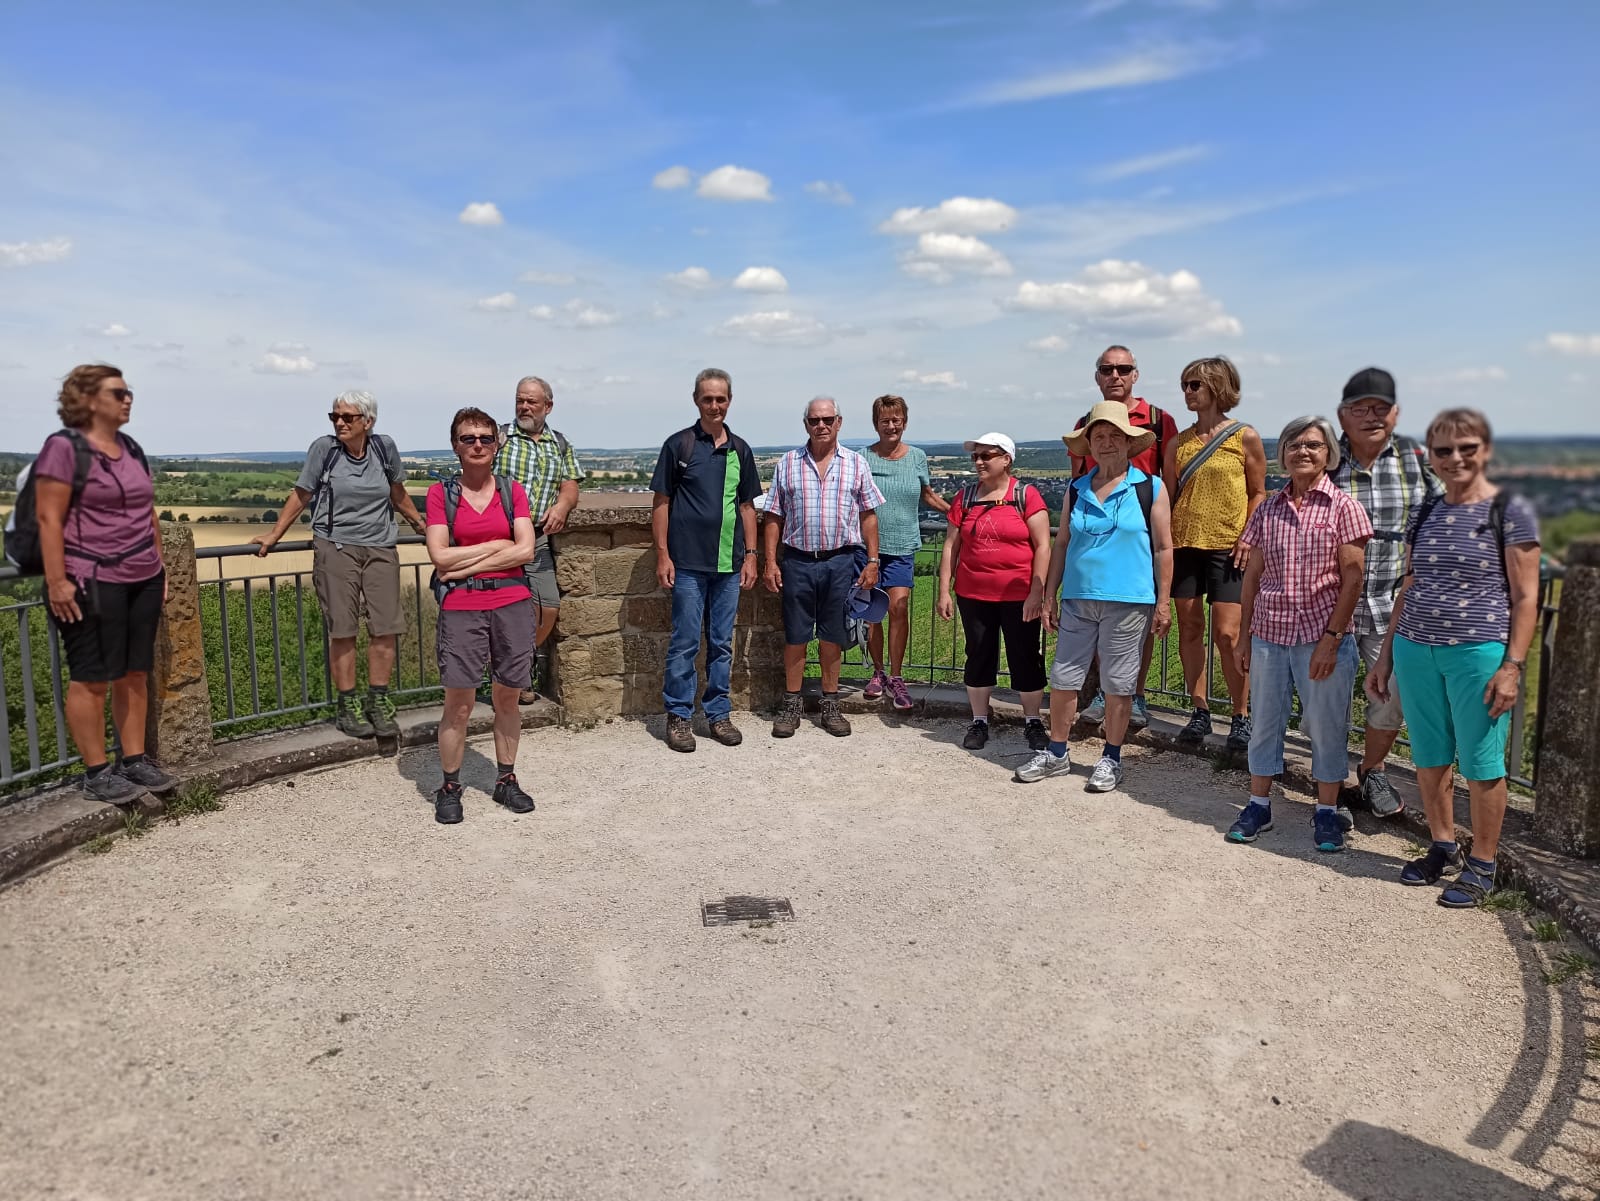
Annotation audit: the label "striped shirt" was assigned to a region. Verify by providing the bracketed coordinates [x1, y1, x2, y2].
[1329, 435, 1441, 635]
[765, 445, 885, 553]
[1239, 474, 1374, 645]
[1397, 493, 1539, 648]
[493, 425, 584, 526]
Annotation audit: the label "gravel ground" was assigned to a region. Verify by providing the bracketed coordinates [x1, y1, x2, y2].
[3, 716, 1596, 1201]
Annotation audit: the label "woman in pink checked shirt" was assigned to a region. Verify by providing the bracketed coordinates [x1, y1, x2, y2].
[1226, 416, 1372, 854]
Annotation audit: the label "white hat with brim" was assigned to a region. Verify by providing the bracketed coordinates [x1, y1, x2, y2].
[1062, 400, 1157, 458]
[962, 432, 1017, 459]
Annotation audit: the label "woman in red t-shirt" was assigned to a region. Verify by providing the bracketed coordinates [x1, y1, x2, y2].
[936, 432, 1052, 752]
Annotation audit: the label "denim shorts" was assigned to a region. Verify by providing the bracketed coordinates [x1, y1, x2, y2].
[780, 548, 856, 646]
[854, 546, 916, 592]
[1391, 636, 1510, 780]
[1247, 635, 1358, 784]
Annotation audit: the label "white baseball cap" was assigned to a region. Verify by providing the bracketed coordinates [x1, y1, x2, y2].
[962, 432, 1016, 459]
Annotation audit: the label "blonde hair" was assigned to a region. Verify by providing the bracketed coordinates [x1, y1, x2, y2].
[871, 394, 908, 424]
[1425, 407, 1493, 451]
[1180, 356, 1241, 412]
[57, 363, 124, 428]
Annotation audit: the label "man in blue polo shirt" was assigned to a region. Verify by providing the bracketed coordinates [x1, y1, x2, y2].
[650, 367, 763, 752]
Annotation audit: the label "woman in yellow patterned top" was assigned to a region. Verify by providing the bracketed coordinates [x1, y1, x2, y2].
[1161, 356, 1267, 753]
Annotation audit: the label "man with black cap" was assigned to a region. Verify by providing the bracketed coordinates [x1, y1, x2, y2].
[1329, 367, 1442, 819]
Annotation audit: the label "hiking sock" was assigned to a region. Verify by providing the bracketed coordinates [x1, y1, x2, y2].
[496, 761, 515, 779]
[1048, 740, 1068, 757]
[1462, 855, 1496, 885]
[370, 684, 389, 696]
[1315, 803, 1337, 816]
[85, 762, 111, 779]
[339, 688, 358, 705]
[822, 690, 839, 699]
[971, 715, 988, 726]
[442, 768, 461, 787]
[1102, 743, 1122, 763]
[1246, 795, 1271, 813]
[1025, 717, 1044, 729]
[119, 753, 146, 767]
[1433, 839, 1460, 859]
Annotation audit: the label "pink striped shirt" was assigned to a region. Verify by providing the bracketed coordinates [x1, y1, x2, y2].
[765, 445, 885, 553]
[1239, 474, 1373, 645]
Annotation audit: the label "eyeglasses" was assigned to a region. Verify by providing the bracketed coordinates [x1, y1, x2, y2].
[106, 387, 134, 402]
[1097, 363, 1136, 377]
[1284, 440, 1328, 454]
[805, 415, 839, 427]
[456, 434, 497, 446]
[1182, 380, 1205, 393]
[1430, 442, 1482, 459]
[329, 411, 362, 424]
[1342, 401, 1394, 418]
[971, 450, 1005, 463]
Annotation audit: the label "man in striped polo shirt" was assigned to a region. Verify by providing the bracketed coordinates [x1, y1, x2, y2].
[650, 368, 763, 753]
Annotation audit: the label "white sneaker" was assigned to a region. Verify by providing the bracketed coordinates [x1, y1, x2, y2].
[1085, 756, 1124, 793]
[1014, 749, 1071, 783]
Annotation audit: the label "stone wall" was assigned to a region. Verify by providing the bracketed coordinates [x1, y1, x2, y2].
[548, 508, 785, 723]
[1535, 536, 1600, 857]
[144, 523, 215, 767]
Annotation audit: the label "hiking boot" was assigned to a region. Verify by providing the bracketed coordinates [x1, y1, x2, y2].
[518, 688, 541, 706]
[863, 670, 887, 700]
[365, 690, 399, 739]
[818, 695, 851, 737]
[961, 719, 990, 751]
[82, 768, 145, 805]
[335, 693, 375, 738]
[708, 718, 743, 747]
[1024, 719, 1050, 752]
[434, 782, 464, 824]
[1360, 767, 1404, 818]
[1176, 707, 1212, 745]
[1014, 748, 1071, 783]
[887, 676, 914, 712]
[772, 692, 804, 739]
[1312, 807, 1345, 853]
[492, 774, 536, 814]
[1129, 695, 1150, 731]
[1080, 692, 1107, 724]
[1086, 755, 1124, 793]
[666, 714, 697, 753]
[1225, 713, 1251, 755]
[116, 757, 176, 795]
[1226, 801, 1274, 844]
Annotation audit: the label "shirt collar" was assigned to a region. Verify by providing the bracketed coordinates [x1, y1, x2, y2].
[506, 423, 553, 444]
[1274, 473, 1338, 506]
[696, 420, 737, 444]
[1337, 432, 1399, 467]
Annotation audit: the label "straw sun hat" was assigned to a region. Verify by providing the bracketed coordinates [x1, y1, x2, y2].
[1061, 400, 1156, 458]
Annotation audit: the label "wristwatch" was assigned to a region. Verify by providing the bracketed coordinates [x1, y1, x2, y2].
[866, 557, 881, 564]
[743, 549, 757, 557]
[1503, 655, 1527, 672]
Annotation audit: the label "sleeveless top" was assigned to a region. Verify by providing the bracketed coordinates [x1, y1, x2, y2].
[1170, 424, 1248, 550]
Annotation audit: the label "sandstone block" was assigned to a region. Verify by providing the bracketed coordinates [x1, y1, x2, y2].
[622, 671, 667, 716]
[622, 595, 673, 633]
[552, 531, 612, 550]
[623, 632, 672, 673]
[147, 524, 214, 765]
[588, 633, 625, 677]
[554, 552, 595, 597]
[1535, 537, 1600, 855]
[593, 547, 659, 596]
[609, 525, 654, 548]
[563, 676, 624, 722]
[558, 597, 625, 636]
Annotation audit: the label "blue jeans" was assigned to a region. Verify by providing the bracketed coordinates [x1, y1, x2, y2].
[664, 569, 742, 720]
[1247, 635, 1358, 784]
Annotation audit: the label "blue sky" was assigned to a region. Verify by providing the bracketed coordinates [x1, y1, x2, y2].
[2, 0, 1597, 453]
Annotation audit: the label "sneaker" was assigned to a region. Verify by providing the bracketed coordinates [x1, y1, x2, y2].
[434, 782, 464, 824]
[1360, 768, 1404, 818]
[1226, 801, 1274, 844]
[708, 718, 743, 746]
[1312, 808, 1345, 853]
[772, 693, 804, 738]
[666, 714, 697, 752]
[1080, 692, 1107, 724]
[335, 694, 375, 739]
[366, 690, 399, 739]
[1015, 748, 1072, 783]
[887, 676, 914, 712]
[116, 758, 176, 794]
[82, 768, 146, 805]
[1225, 713, 1251, 755]
[818, 695, 851, 737]
[863, 670, 887, 700]
[1024, 720, 1049, 752]
[1086, 756, 1124, 793]
[1336, 805, 1356, 832]
[961, 719, 990, 751]
[1176, 707, 1212, 745]
[1129, 695, 1150, 731]
[492, 774, 536, 814]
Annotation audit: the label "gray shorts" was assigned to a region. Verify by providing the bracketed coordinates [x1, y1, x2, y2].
[525, 537, 559, 609]
[1050, 599, 1151, 696]
[312, 539, 404, 640]
[436, 600, 537, 690]
[1356, 630, 1405, 731]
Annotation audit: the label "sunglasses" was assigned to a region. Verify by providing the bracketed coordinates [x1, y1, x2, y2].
[1182, 380, 1205, 393]
[805, 415, 839, 427]
[106, 387, 134, 402]
[329, 411, 363, 424]
[456, 434, 498, 446]
[1342, 401, 1394, 418]
[1096, 363, 1136, 377]
[970, 450, 1005, 462]
[1430, 442, 1482, 459]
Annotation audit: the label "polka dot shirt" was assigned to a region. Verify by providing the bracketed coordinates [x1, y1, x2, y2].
[1396, 493, 1539, 647]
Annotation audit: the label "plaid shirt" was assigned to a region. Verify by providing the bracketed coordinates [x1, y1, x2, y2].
[1240, 475, 1374, 645]
[1328, 435, 1442, 635]
[765, 445, 885, 552]
[493, 425, 584, 525]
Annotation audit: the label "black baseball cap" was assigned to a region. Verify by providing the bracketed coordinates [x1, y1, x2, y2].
[1340, 367, 1396, 407]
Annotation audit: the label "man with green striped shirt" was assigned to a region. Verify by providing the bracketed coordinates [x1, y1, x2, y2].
[650, 368, 762, 753]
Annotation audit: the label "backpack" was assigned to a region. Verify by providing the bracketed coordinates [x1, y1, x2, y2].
[498, 423, 572, 461]
[669, 425, 750, 492]
[1407, 489, 1512, 585]
[310, 434, 395, 539]
[5, 429, 151, 573]
[957, 479, 1036, 528]
[427, 474, 523, 605]
[1066, 472, 1158, 589]
[1074, 402, 1170, 471]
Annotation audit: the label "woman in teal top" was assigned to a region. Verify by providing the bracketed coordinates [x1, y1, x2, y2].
[857, 394, 950, 710]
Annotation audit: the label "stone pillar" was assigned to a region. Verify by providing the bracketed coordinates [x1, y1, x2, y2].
[144, 523, 215, 766]
[1535, 537, 1600, 856]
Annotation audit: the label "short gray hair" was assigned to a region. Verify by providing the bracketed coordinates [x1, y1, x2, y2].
[694, 367, 732, 398]
[332, 390, 377, 422]
[1277, 415, 1342, 473]
[515, 375, 552, 403]
[803, 395, 837, 419]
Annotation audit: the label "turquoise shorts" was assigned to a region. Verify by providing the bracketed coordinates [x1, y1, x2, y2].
[1391, 636, 1511, 781]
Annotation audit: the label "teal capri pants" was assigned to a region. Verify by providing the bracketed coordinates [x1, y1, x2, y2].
[1390, 636, 1511, 781]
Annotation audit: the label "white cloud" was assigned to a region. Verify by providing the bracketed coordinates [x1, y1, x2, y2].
[804, 180, 854, 205]
[1089, 144, 1213, 183]
[528, 305, 556, 320]
[733, 266, 789, 293]
[647, 302, 681, 321]
[1422, 366, 1508, 385]
[961, 44, 1231, 108]
[1026, 334, 1071, 354]
[599, 374, 634, 386]
[85, 322, 133, 338]
[254, 352, 318, 375]
[473, 291, 518, 312]
[878, 196, 1018, 236]
[897, 369, 967, 390]
[901, 232, 1013, 283]
[1544, 332, 1600, 357]
[457, 201, 505, 227]
[564, 299, 619, 328]
[133, 340, 183, 352]
[716, 310, 831, 347]
[665, 265, 716, 292]
[652, 165, 694, 190]
[696, 165, 774, 202]
[519, 270, 577, 285]
[1004, 259, 1242, 337]
[0, 237, 72, 267]
[266, 340, 309, 354]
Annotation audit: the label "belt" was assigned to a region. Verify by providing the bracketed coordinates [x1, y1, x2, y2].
[783, 544, 855, 561]
[1370, 530, 1406, 543]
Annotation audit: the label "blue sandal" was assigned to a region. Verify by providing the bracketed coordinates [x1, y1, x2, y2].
[1439, 866, 1494, 909]
[1400, 845, 1462, 886]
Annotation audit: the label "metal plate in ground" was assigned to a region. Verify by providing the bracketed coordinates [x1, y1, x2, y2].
[701, 896, 796, 926]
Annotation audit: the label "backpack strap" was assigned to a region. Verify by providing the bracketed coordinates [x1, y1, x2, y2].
[1488, 491, 1509, 585]
[1145, 404, 1169, 467]
[670, 427, 698, 493]
[1174, 421, 1242, 500]
[1010, 479, 1031, 520]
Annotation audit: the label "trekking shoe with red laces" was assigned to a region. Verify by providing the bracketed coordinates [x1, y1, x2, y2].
[492, 774, 535, 814]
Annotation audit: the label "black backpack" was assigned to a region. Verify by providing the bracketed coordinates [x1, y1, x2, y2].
[1408, 490, 1512, 583]
[427, 474, 523, 605]
[1066, 472, 1157, 589]
[5, 429, 150, 573]
[310, 434, 395, 538]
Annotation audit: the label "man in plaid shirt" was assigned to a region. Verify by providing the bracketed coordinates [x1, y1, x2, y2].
[494, 374, 585, 701]
[1329, 367, 1442, 818]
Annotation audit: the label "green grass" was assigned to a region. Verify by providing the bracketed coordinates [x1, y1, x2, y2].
[165, 780, 224, 822]
[121, 808, 149, 840]
[84, 834, 115, 855]
[1529, 917, 1562, 942]
[1480, 889, 1532, 914]
[1541, 949, 1598, 986]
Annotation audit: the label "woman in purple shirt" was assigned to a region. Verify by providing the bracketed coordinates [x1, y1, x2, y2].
[32, 364, 174, 804]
